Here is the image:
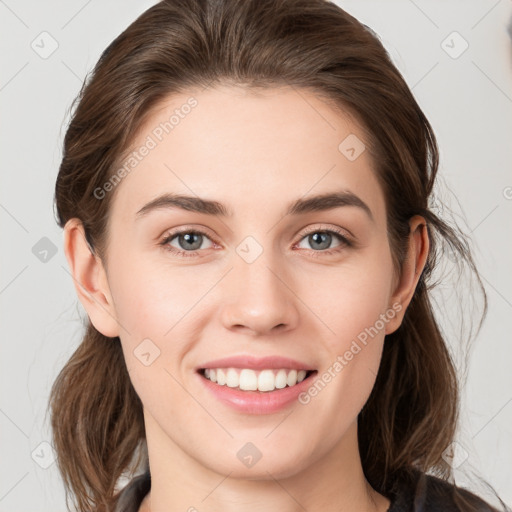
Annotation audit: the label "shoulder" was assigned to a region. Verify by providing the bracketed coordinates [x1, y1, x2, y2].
[387, 469, 502, 512]
[111, 467, 502, 512]
[114, 470, 151, 512]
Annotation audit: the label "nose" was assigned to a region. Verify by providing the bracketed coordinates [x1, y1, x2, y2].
[220, 252, 300, 337]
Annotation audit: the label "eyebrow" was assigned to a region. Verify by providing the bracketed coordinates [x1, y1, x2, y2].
[135, 190, 373, 221]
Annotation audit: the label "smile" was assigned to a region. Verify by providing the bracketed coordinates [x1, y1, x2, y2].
[200, 367, 316, 392]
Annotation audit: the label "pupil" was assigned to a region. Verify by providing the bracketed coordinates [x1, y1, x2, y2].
[310, 232, 331, 250]
[180, 232, 202, 250]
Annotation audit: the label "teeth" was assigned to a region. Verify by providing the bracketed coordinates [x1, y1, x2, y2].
[240, 369, 258, 390]
[275, 369, 287, 389]
[286, 369, 297, 386]
[226, 368, 239, 388]
[216, 368, 226, 385]
[258, 370, 275, 392]
[202, 367, 312, 392]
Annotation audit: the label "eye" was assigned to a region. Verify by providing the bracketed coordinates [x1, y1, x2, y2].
[160, 229, 215, 257]
[295, 228, 351, 255]
[159, 226, 352, 258]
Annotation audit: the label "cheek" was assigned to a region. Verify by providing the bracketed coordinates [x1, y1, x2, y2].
[108, 252, 212, 340]
[303, 247, 395, 352]
[107, 252, 227, 390]
[297, 245, 394, 414]
[108, 259, 201, 417]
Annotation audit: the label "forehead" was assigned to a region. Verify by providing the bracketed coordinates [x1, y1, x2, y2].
[108, 84, 385, 224]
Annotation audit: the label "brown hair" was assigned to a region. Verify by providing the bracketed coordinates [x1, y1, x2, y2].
[50, 0, 493, 510]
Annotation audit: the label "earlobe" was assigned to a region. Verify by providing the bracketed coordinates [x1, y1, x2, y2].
[385, 216, 429, 334]
[63, 218, 120, 338]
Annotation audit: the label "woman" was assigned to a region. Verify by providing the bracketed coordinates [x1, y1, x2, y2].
[49, 0, 507, 511]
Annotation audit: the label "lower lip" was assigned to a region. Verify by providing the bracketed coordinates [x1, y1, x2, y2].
[197, 371, 317, 415]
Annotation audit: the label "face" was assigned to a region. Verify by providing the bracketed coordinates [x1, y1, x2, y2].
[83, 84, 411, 480]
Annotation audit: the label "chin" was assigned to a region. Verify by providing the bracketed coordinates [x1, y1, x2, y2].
[200, 444, 313, 481]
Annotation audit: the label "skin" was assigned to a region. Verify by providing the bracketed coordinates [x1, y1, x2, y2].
[64, 84, 429, 512]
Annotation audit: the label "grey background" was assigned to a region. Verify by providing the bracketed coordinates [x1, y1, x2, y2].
[1, 1, 511, 510]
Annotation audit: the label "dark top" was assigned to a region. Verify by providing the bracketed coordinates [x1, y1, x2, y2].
[114, 468, 500, 512]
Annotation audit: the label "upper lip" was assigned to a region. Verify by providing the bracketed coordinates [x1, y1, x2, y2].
[197, 355, 316, 371]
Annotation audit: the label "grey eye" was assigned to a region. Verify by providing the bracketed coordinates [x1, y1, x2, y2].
[307, 232, 332, 250]
[169, 232, 213, 251]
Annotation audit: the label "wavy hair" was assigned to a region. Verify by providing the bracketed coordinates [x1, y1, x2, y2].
[50, 1, 495, 510]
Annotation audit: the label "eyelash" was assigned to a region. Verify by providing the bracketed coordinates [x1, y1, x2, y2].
[159, 226, 352, 259]
[299, 227, 352, 258]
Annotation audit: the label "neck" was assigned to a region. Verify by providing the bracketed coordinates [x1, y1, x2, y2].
[139, 414, 389, 512]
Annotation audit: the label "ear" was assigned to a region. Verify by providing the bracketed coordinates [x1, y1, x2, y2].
[385, 215, 429, 334]
[63, 218, 120, 338]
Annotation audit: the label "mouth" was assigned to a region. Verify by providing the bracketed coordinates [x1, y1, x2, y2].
[198, 367, 317, 393]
